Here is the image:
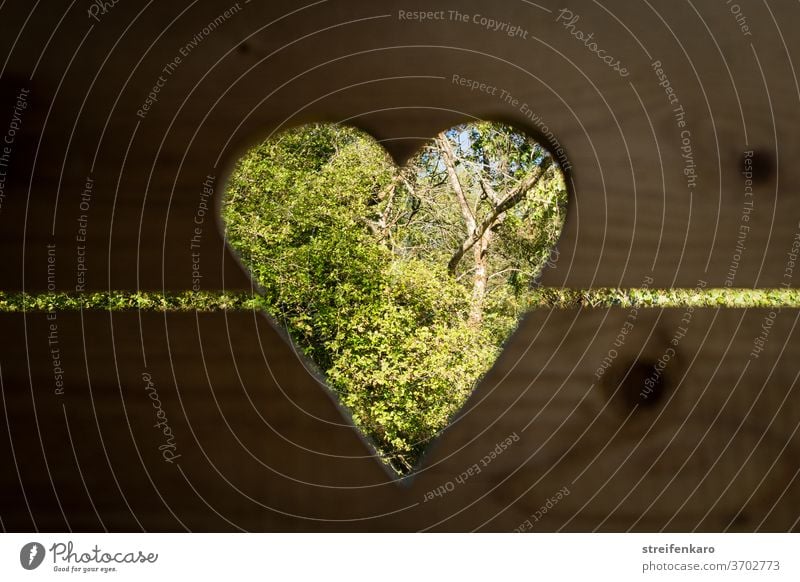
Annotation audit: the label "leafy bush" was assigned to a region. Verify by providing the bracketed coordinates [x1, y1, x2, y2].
[223, 122, 567, 473]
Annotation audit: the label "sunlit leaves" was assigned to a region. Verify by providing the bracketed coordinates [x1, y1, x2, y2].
[222, 122, 567, 473]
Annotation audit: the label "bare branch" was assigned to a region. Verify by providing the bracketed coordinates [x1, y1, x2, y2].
[488, 267, 522, 280]
[478, 174, 501, 205]
[437, 133, 476, 234]
[447, 160, 552, 275]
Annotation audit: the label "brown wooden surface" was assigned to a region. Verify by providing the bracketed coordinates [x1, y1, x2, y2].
[1, 0, 799, 531]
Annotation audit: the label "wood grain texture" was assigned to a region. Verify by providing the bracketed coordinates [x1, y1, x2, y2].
[0, 0, 799, 531]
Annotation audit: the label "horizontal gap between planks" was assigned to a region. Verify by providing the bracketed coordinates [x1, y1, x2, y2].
[0, 289, 799, 311]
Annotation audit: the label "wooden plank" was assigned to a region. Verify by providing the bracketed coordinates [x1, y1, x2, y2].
[0, 0, 799, 531]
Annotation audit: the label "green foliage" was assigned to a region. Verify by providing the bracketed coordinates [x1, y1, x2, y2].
[221, 121, 570, 472]
[4, 288, 799, 313]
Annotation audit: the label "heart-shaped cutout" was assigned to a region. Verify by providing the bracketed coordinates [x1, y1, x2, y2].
[222, 121, 567, 474]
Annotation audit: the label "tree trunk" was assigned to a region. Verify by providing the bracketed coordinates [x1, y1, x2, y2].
[469, 232, 491, 325]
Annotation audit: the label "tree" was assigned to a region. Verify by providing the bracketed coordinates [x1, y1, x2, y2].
[223, 122, 567, 473]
